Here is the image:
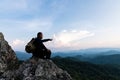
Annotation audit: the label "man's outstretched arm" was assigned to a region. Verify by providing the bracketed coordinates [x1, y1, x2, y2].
[41, 39, 52, 42]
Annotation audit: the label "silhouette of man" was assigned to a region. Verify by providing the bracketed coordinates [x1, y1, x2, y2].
[33, 32, 52, 59]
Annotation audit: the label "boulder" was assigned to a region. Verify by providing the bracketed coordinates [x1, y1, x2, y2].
[15, 57, 72, 80]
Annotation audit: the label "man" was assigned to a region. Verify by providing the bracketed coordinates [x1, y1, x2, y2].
[33, 32, 52, 59]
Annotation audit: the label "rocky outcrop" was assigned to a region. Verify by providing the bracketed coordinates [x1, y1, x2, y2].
[0, 32, 18, 73]
[0, 32, 72, 80]
[15, 57, 72, 80]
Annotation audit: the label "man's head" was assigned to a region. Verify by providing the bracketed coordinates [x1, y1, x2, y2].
[37, 32, 43, 39]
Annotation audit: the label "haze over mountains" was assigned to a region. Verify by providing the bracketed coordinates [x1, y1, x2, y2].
[16, 47, 120, 67]
[52, 48, 120, 57]
[16, 48, 120, 60]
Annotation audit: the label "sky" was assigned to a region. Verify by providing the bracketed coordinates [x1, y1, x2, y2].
[0, 0, 120, 52]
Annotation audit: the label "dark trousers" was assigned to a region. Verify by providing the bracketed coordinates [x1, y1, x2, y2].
[33, 49, 51, 59]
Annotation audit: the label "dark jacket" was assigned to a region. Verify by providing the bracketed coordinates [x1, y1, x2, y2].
[33, 38, 50, 57]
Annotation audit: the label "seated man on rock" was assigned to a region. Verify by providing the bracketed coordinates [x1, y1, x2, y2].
[33, 32, 52, 59]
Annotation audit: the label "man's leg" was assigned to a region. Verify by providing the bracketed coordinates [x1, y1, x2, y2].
[39, 52, 45, 59]
[37, 50, 45, 59]
[45, 49, 51, 59]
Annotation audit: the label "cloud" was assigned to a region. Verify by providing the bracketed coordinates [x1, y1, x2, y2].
[12, 39, 24, 46]
[10, 39, 25, 51]
[51, 30, 94, 49]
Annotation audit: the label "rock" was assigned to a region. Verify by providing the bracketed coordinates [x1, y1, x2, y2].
[0, 32, 73, 80]
[0, 32, 18, 73]
[16, 57, 72, 80]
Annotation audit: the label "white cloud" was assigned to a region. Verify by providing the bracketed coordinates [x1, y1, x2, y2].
[10, 39, 25, 51]
[50, 30, 94, 49]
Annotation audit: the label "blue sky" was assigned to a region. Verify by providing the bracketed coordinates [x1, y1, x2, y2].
[0, 0, 120, 52]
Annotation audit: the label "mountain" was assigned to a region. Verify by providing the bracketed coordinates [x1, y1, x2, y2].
[52, 52, 81, 57]
[68, 52, 120, 65]
[15, 57, 72, 80]
[16, 48, 120, 65]
[52, 57, 120, 80]
[15, 51, 32, 60]
[52, 48, 120, 58]
[88, 54, 120, 64]
[16, 48, 120, 60]
[0, 32, 72, 80]
[78, 48, 120, 53]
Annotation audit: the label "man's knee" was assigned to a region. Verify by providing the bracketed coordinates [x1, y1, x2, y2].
[47, 49, 51, 54]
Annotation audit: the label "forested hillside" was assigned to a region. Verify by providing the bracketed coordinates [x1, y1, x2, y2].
[52, 57, 120, 80]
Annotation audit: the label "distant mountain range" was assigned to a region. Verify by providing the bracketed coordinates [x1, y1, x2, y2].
[15, 51, 32, 60]
[52, 48, 120, 57]
[15, 48, 120, 61]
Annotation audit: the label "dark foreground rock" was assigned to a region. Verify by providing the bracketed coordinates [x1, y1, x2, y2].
[0, 32, 18, 73]
[0, 32, 72, 80]
[15, 57, 72, 80]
